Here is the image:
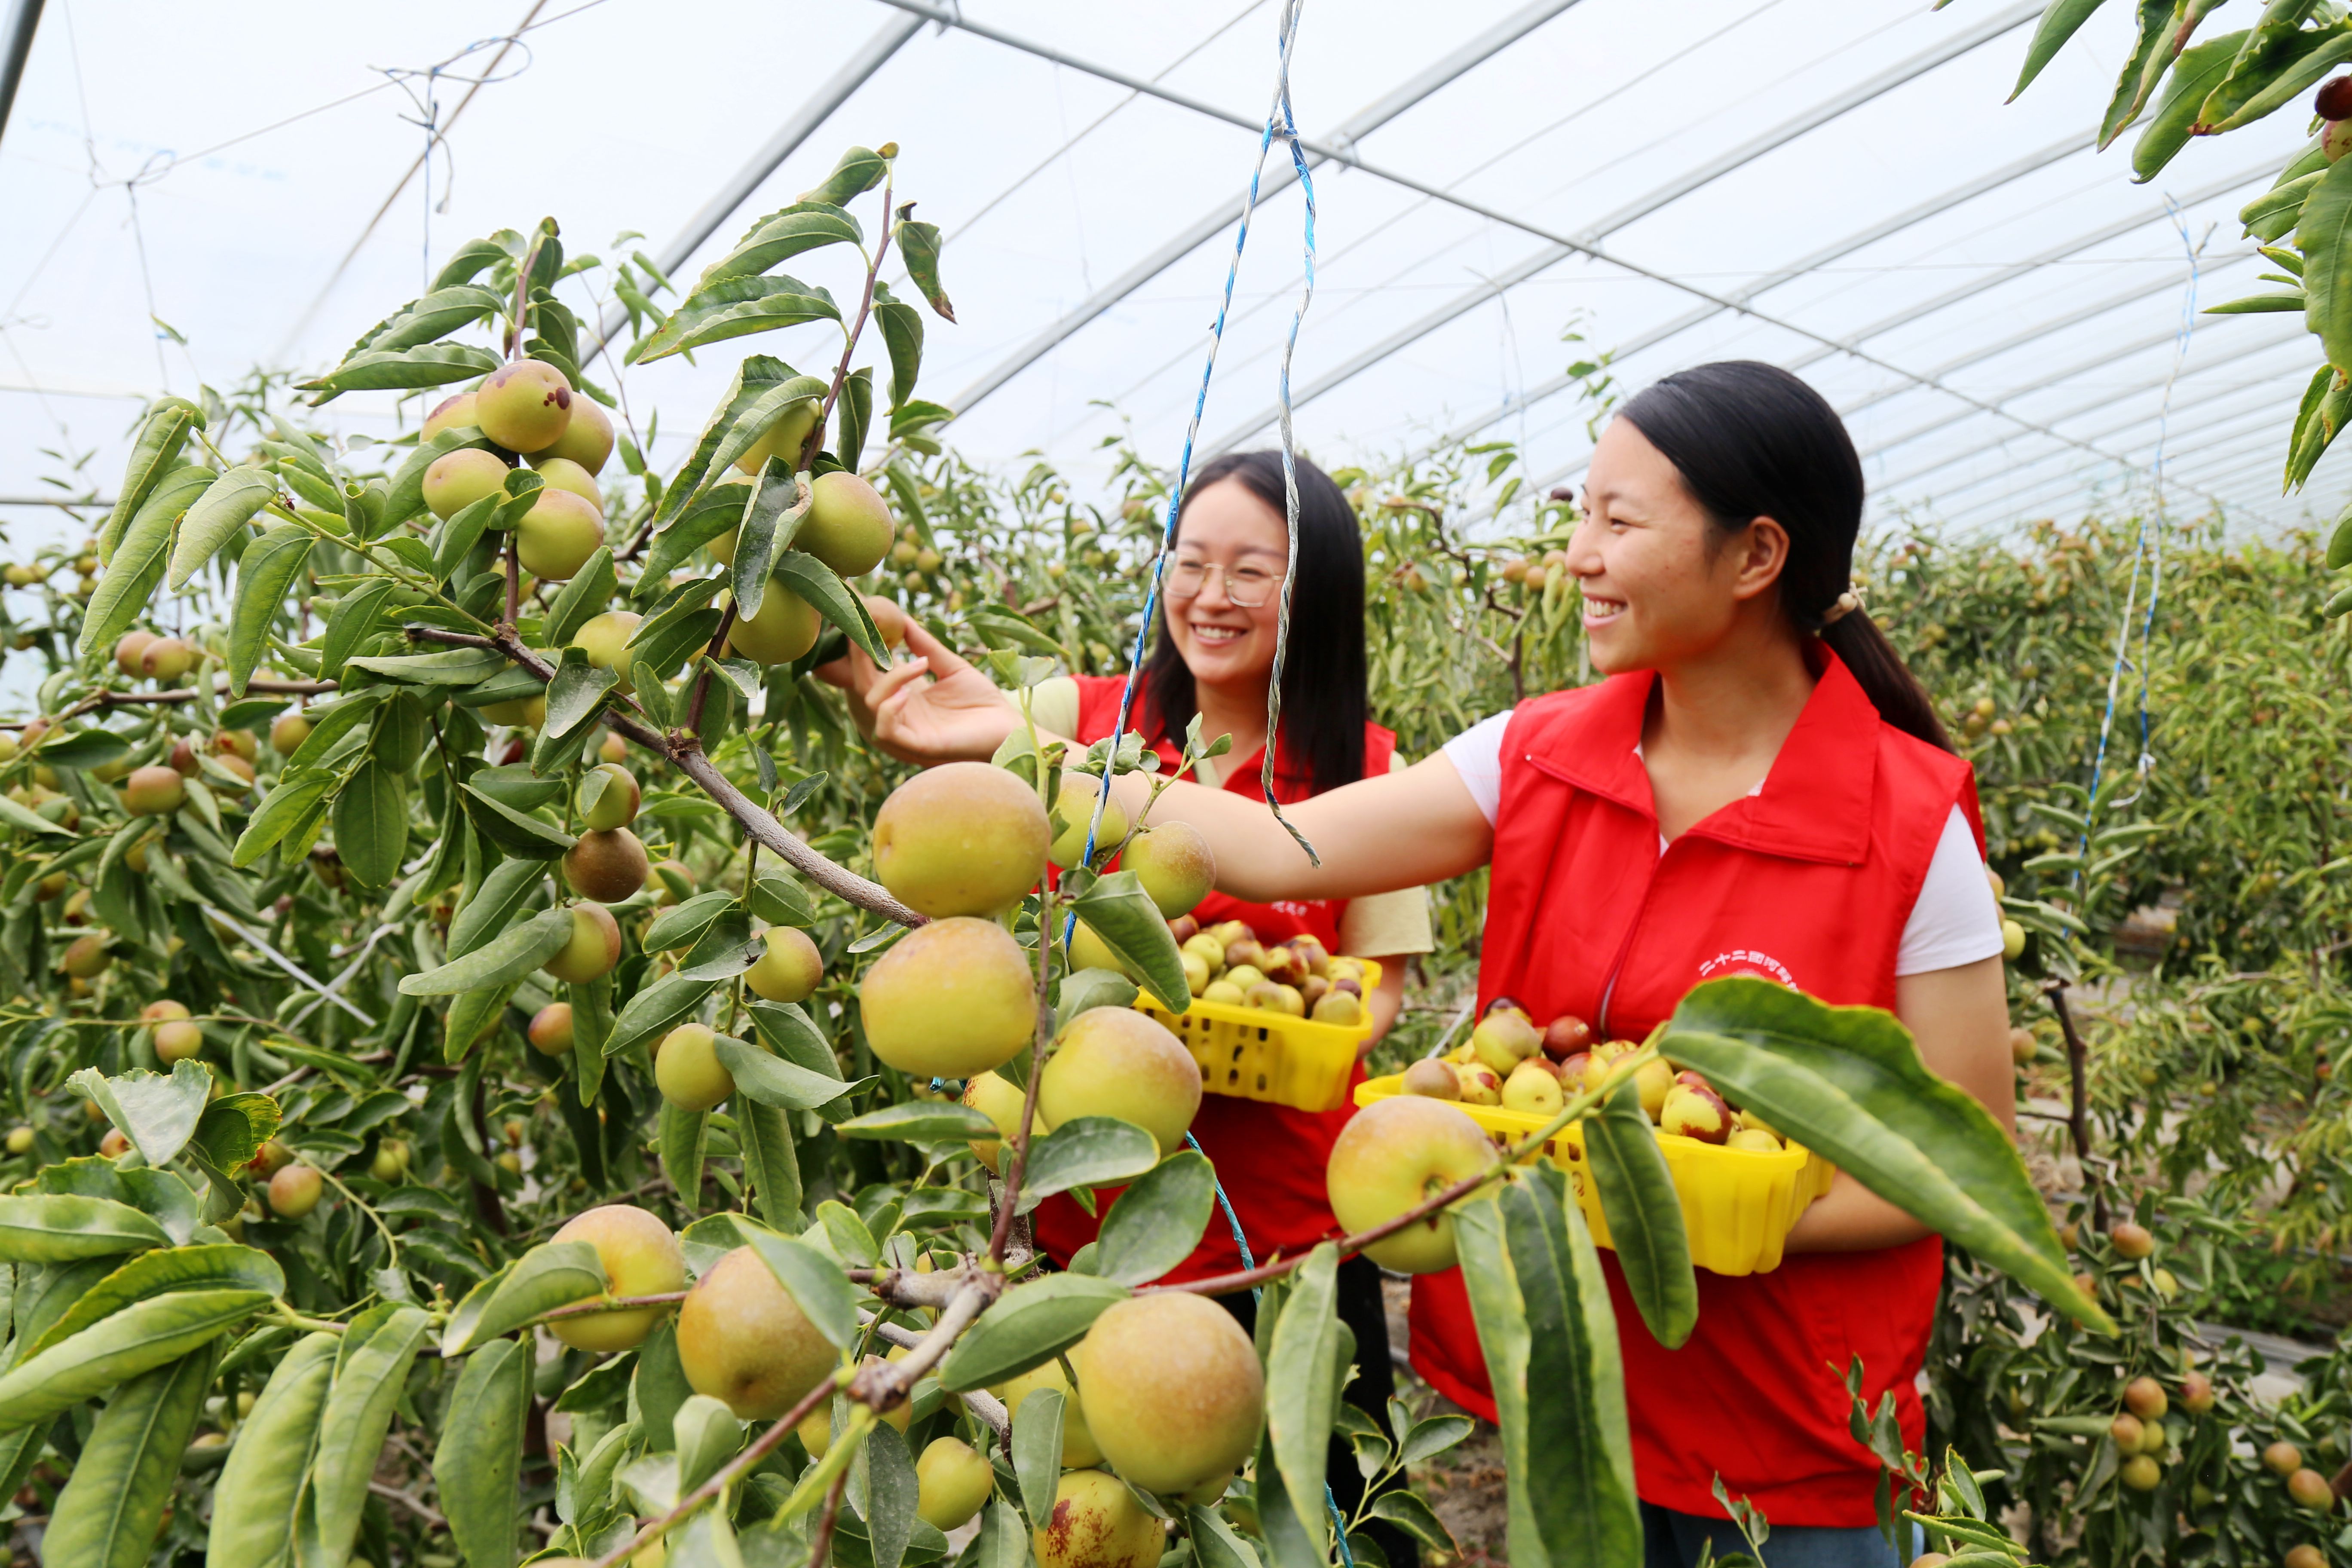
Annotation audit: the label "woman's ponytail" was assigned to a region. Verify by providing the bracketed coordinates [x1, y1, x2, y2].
[1616, 361, 1955, 756]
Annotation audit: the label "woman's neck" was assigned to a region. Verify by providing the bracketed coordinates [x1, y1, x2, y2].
[1642, 619, 1816, 837]
[1191, 676, 1270, 764]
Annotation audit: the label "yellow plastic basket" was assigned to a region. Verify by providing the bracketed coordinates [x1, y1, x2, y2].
[1354, 1068, 1837, 1276]
[1136, 959, 1382, 1114]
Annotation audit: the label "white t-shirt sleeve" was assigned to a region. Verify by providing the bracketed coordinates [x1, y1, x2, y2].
[1895, 806, 2005, 976]
[1440, 710, 1513, 824]
[1439, 709, 1998, 976]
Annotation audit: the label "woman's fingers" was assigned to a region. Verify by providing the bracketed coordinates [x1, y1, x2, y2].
[867, 655, 934, 717]
[810, 642, 880, 695]
[900, 618, 977, 677]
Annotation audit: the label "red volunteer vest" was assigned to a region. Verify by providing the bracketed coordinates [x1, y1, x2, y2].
[1408, 651, 1982, 1528]
[1030, 676, 1397, 1283]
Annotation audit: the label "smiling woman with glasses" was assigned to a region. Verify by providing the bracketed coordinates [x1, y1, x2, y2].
[815, 448, 1431, 1568]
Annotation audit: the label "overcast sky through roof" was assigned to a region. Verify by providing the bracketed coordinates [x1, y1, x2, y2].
[0, 0, 2338, 581]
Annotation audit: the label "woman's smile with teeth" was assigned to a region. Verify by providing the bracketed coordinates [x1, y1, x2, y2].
[1583, 595, 1626, 624]
[1191, 622, 1247, 644]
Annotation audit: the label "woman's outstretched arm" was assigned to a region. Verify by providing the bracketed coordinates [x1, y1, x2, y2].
[1118, 753, 1496, 904]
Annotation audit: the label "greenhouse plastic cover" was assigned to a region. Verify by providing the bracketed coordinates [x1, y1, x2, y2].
[0, 0, 2341, 561]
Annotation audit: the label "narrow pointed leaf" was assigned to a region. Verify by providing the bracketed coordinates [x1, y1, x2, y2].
[1455, 1170, 1641, 1568]
[2133, 29, 2245, 179]
[82, 464, 212, 671]
[45, 1346, 215, 1568]
[1265, 1245, 1341, 1551]
[168, 466, 279, 589]
[714, 1035, 856, 1112]
[1663, 977, 2112, 1331]
[634, 277, 839, 364]
[335, 760, 409, 887]
[297, 341, 500, 402]
[546, 545, 619, 646]
[98, 398, 202, 562]
[29, 1243, 283, 1360]
[773, 548, 890, 665]
[206, 1332, 337, 1568]
[938, 1273, 1130, 1391]
[609, 973, 720, 1057]
[836, 1102, 996, 1143]
[299, 1304, 433, 1565]
[2300, 154, 2352, 372]
[896, 218, 955, 323]
[1092, 1149, 1215, 1285]
[1014, 1117, 1158, 1213]
[434, 1338, 532, 1568]
[1582, 1078, 1697, 1350]
[704, 202, 862, 283]
[1068, 871, 1190, 1011]
[71, 1060, 214, 1167]
[443, 1241, 606, 1356]
[2011, 0, 2110, 99]
[0, 1194, 170, 1262]
[1012, 1388, 1065, 1529]
[0, 1288, 271, 1430]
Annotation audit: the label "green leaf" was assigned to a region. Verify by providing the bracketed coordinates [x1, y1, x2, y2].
[660, 1099, 710, 1203]
[98, 397, 202, 562]
[681, 371, 830, 526]
[2133, 29, 2245, 180]
[46, 1346, 215, 1568]
[547, 545, 620, 646]
[434, 1338, 532, 1568]
[705, 202, 863, 283]
[449, 858, 548, 957]
[444, 1241, 607, 1357]
[543, 658, 619, 742]
[297, 341, 500, 404]
[1069, 871, 1189, 1012]
[733, 462, 808, 624]
[1369, 1491, 1457, 1557]
[72, 1060, 214, 1167]
[334, 760, 409, 888]
[348, 284, 504, 356]
[937, 1272, 1130, 1391]
[0, 1194, 170, 1263]
[1191, 1507, 1265, 1568]
[205, 1332, 337, 1568]
[1455, 1169, 1641, 1568]
[838, 366, 874, 473]
[1015, 1117, 1159, 1213]
[741, 1231, 858, 1349]
[28, 1243, 283, 1360]
[896, 218, 956, 324]
[1011, 1388, 1064, 1529]
[2094, 0, 2178, 147]
[0, 1288, 272, 1430]
[460, 781, 575, 860]
[677, 1392, 744, 1494]
[836, 1102, 996, 1144]
[1581, 1078, 1697, 1351]
[0, 793, 73, 836]
[1055, 968, 1139, 1032]
[635, 276, 840, 364]
[643, 890, 735, 952]
[300, 1304, 433, 1565]
[430, 492, 503, 583]
[401, 906, 574, 996]
[82, 464, 212, 672]
[2199, 18, 2352, 133]
[2301, 155, 2352, 372]
[235, 769, 334, 867]
[1666, 978, 2113, 1330]
[873, 284, 923, 411]
[168, 466, 279, 590]
[192, 1094, 281, 1173]
[315, 582, 396, 684]
[714, 1035, 856, 1112]
[2009, 0, 2110, 99]
[1092, 1149, 1216, 1285]
[2205, 289, 2308, 312]
[345, 646, 509, 684]
[1265, 1244, 1341, 1551]
[802, 146, 889, 206]
[774, 548, 891, 665]
[707, 1099, 789, 1222]
[609, 973, 721, 1058]
[227, 524, 314, 697]
[641, 487, 754, 582]
[382, 425, 489, 527]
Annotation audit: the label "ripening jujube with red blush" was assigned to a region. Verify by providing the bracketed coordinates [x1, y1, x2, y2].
[542, 903, 623, 984]
[268, 1164, 322, 1219]
[122, 765, 184, 817]
[423, 448, 508, 521]
[529, 1003, 576, 1056]
[546, 1204, 685, 1353]
[1076, 1292, 1264, 1494]
[565, 828, 649, 903]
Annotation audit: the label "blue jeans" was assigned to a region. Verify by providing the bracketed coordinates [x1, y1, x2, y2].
[1642, 1502, 1916, 1568]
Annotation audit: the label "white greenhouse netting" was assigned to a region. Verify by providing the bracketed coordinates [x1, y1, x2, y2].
[0, 0, 2338, 560]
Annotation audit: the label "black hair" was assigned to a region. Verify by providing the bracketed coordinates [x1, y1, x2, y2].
[1141, 450, 1369, 794]
[1615, 361, 1954, 753]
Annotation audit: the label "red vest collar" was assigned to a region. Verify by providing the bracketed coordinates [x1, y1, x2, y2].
[1527, 649, 1880, 867]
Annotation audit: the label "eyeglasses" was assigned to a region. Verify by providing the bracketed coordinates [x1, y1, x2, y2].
[1166, 558, 1280, 607]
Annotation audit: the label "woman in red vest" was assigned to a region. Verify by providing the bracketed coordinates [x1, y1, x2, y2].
[820, 450, 1430, 1563]
[1075, 365, 2012, 1567]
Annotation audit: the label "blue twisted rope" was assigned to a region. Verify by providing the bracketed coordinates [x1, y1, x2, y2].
[1187, 1134, 1357, 1567]
[2077, 199, 2200, 877]
[1068, 0, 1314, 891]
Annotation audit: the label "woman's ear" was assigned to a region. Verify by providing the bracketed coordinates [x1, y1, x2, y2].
[1729, 515, 1792, 601]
